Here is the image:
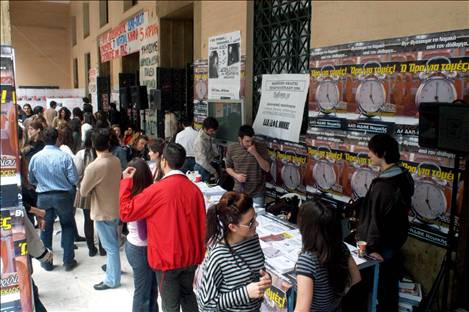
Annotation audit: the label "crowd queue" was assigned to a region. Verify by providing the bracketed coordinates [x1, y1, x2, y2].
[18, 100, 413, 312]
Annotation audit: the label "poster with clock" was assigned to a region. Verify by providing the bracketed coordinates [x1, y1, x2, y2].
[275, 143, 308, 195]
[343, 151, 379, 198]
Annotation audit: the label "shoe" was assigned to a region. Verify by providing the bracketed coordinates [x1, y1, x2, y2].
[93, 282, 112, 290]
[99, 249, 106, 256]
[64, 260, 78, 271]
[41, 262, 55, 271]
[101, 264, 106, 272]
[88, 248, 98, 257]
[75, 236, 86, 242]
[74, 244, 78, 250]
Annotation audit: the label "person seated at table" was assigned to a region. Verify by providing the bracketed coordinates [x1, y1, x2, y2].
[295, 199, 361, 312]
[197, 191, 272, 311]
[194, 117, 219, 182]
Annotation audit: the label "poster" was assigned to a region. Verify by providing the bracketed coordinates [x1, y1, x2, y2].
[139, 21, 159, 91]
[253, 74, 309, 143]
[208, 31, 241, 100]
[98, 11, 148, 62]
[88, 68, 98, 111]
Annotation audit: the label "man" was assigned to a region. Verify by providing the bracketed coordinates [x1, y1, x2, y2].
[356, 133, 414, 312]
[80, 129, 122, 290]
[108, 102, 121, 126]
[164, 110, 178, 142]
[129, 134, 149, 160]
[28, 127, 78, 271]
[69, 107, 83, 153]
[225, 125, 271, 207]
[44, 101, 58, 127]
[120, 143, 206, 312]
[175, 117, 198, 173]
[193, 117, 219, 182]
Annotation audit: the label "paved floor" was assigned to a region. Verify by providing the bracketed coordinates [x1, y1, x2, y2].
[32, 209, 154, 312]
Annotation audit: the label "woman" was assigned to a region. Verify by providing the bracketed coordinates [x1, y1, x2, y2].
[123, 126, 139, 146]
[295, 199, 361, 312]
[57, 126, 75, 158]
[74, 130, 105, 257]
[148, 139, 165, 182]
[110, 128, 128, 170]
[52, 107, 71, 129]
[81, 112, 94, 142]
[122, 158, 159, 312]
[197, 192, 272, 311]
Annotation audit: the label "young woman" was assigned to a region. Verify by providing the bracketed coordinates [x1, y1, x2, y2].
[122, 158, 158, 312]
[295, 199, 361, 312]
[148, 139, 165, 182]
[57, 126, 75, 158]
[197, 191, 272, 311]
[52, 107, 71, 129]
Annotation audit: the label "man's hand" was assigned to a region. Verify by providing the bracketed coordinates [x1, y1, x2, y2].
[122, 167, 136, 179]
[247, 144, 258, 156]
[38, 217, 46, 231]
[236, 173, 247, 183]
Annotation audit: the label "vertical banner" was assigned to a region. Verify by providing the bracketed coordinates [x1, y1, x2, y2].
[1, 46, 33, 312]
[253, 74, 309, 143]
[208, 31, 241, 100]
[139, 20, 159, 91]
[194, 59, 209, 128]
[88, 68, 98, 112]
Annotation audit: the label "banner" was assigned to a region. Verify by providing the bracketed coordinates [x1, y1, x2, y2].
[253, 74, 309, 143]
[208, 31, 241, 100]
[98, 11, 148, 62]
[88, 68, 98, 112]
[139, 21, 159, 91]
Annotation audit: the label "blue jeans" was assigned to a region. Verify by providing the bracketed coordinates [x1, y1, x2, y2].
[194, 163, 212, 182]
[37, 190, 76, 265]
[180, 157, 195, 174]
[95, 219, 121, 288]
[252, 194, 265, 208]
[125, 241, 159, 312]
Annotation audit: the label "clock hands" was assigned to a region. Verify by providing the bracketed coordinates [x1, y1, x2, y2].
[424, 186, 433, 214]
[434, 81, 439, 102]
[369, 83, 375, 104]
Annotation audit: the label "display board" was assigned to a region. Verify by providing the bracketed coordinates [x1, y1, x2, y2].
[1, 46, 34, 312]
[208, 100, 244, 142]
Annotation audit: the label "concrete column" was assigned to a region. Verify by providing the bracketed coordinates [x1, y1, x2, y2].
[1, 0, 11, 45]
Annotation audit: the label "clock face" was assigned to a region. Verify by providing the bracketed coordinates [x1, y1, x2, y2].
[415, 77, 456, 107]
[313, 161, 336, 190]
[281, 164, 301, 190]
[356, 79, 386, 114]
[316, 81, 340, 112]
[412, 181, 447, 220]
[270, 161, 277, 183]
[196, 80, 207, 99]
[351, 168, 375, 198]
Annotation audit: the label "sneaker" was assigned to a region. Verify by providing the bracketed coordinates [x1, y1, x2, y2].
[64, 260, 78, 271]
[88, 248, 98, 257]
[93, 282, 112, 290]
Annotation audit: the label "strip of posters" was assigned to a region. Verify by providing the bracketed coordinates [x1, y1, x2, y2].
[1, 46, 34, 311]
[208, 31, 241, 100]
[139, 21, 159, 91]
[253, 74, 309, 143]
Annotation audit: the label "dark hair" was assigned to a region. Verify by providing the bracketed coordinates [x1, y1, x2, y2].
[57, 126, 74, 149]
[50, 101, 57, 108]
[109, 129, 120, 148]
[83, 112, 94, 125]
[58, 107, 71, 121]
[203, 117, 219, 131]
[83, 129, 94, 149]
[72, 107, 83, 120]
[42, 127, 58, 145]
[182, 117, 192, 127]
[128, 158, 153, 196]
[368, 134, 400, 164]
[95, 119, 110, 129]
[205, 192, 253, 246]
[149, 139, 165, 155]
[23, 103, 32, 110]
[92, 128, 110, 152]
[298, 199, 350, 295]
[136, 135, 149, 144]
[29, 120, 44, 131]
[33, 106, 44, 115]
[238, 125, 254, 138]
[33, 115, 47, 128]
[162, 143, 186, 169]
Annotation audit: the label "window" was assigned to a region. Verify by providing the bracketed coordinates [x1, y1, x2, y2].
[123, 0, 138, 12]
[73, 58, 79, 88]
[99, 0, 108, 27]
[83, 2, 90, 38]
[71, 16, 77, 46]
[84, 53, 91, 94]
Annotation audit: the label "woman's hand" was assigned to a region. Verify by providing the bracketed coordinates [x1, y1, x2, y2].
[122, 167, 136, 179]
[246, 270, 272, 299]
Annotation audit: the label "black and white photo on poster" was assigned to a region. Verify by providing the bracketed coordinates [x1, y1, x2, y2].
[208, 31, 241, 100]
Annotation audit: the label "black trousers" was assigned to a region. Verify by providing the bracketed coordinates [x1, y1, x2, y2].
[155, 265, 198, 312]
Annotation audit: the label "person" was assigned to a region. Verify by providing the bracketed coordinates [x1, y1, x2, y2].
[44, 101, 58, 127]
[354, 133, 414, 312]
[225, 125, 271, 208]
[52, 107, 71, 129]
[81, 112, 94, 142]
[209, 51, 219, 78]
[22, 120, 45, 164]
[148, 139, 165, 182]
[74, 130, 105, 257]
[80, 128, 122, 290]
[58, 126, 75, 158]
[123, 158, 159, 312]
[129, 134, 149, 160]
[295, 199, 361, 312]
[108, 102, 121, 126]
[111, 124, 123, 145]
[197, 192, 272, 311]
[110, 127, 128, 170]
[23, 106, 44, 130]
[175, 117, 198, 173]
[17, 104, 27, 122]
[69, 107, 83, 153]
[28, 127, 79, 271]
[194, 117, 219, 182]
[120, 143, 206, 312]
[123, 125, 139, 145]
[164, 110, 178, 142]
[23, 103, 33, 119]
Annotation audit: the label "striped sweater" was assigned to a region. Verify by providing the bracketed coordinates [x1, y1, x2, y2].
[197, 235, 265, 311]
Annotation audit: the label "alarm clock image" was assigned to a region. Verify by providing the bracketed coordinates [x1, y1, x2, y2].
[351, 167, 376, 198]
[270, 161, 277, 183]
[415, 56, 457, 107]
[411, 161, 447, 222]
[313, 159, 337, 191]
[315, 64, 340, 113]
[281, 164, 301, 190]
[195, 80, 207, 100]
[355, 61, 387, 116]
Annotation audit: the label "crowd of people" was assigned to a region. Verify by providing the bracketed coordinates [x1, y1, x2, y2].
[18, 100, 413, 312]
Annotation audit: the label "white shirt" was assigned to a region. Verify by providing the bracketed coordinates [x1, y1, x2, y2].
[175, 126, 199, 157]
[81, 123, 93, 142]
[127, 221, 147, 247]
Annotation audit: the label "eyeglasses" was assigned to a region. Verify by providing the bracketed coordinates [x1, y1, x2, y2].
[238, 213, 257, 229]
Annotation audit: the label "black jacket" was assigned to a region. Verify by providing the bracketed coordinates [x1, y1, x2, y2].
[357, 165, 414, 254]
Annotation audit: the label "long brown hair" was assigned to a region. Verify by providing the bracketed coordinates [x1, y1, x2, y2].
[149, 139, 165, 181]
[127, 158, 153, 196]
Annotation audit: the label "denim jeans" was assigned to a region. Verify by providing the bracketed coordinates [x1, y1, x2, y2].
[125, 241, 159, 312]
[37, 190, 76, 265]
[95, 219, 121, 288]
[155, 265, 198, 312]
[194, 163, 212, 182]
[252, 194, 265, 208]
[180, 157, 195, 174]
